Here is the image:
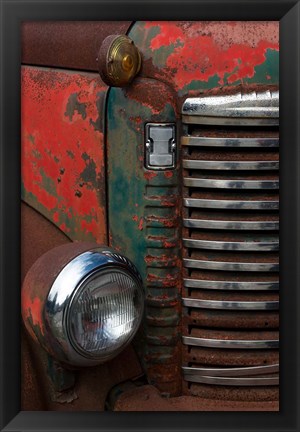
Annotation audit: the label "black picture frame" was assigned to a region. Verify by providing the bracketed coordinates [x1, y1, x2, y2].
[1, 0, 299, 431]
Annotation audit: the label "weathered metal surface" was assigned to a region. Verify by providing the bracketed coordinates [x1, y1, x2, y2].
[47, 357, 75, 392]
[21, 21, 132, 71]
[21, 66, 107, 242]
[107, 78, 182, 396]
[129, 21, 279, 97]
[113, 384, 279, 411]
[189, 383, 279, 402]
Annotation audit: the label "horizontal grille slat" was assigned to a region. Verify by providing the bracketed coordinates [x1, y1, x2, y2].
[181, 89, 279, 393]
[184, 258, 278, 272]
[183, 363, 278, 377]
[182, 116, 278, 126]
[182, 298, 279, 310]
[183, 238, 278, 251]
[183, 198, 279, 210]
[183, 160, 278, 170]
[183, 218, 279, 230]
[184, 178, 279, 189]
[181, 136, 279, 148]
[183, 278, 279, 291]
[183, 375, 279, 386]
[182, 336, 279, 349]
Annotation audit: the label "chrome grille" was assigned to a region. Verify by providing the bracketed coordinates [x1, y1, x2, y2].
[181, 90, 279, 398]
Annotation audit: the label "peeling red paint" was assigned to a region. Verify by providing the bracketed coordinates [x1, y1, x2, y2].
[138, 218, 144, 231]
[145, 254, 177, 265]
[22, 295, 45, 340]
[59, 223, 68, 232]
[163, 240, 176, 248]
[144, 171, 158, 181]
[129, 116, 143, 124]
[21, 66, 107, 242]
[53, 212, 59, 223]
[162, 218, 177, 228]
[161, 199, 176, 207]
[147, 273, 178, 288]
[132, 21, 279, 94]
[132, 215, 139, 222]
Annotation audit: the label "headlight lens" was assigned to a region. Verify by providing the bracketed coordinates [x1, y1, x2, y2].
[67, 268, 143, 361]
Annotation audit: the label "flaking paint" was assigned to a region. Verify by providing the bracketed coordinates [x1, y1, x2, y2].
[21, 66, 107, 243]
[107, 78, 182, 395]
[129, 21, 279, 97]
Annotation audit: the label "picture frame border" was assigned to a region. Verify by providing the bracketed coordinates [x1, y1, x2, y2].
[1, 0, 299, 431]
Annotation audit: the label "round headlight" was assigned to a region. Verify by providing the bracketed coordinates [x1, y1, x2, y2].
[66, 267, 143, 362]
[22, 243, 144, 367]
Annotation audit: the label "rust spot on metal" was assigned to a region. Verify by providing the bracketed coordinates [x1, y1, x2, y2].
[164, 171, 174, 179]
[145, 254, 177, 267]
[147, 273, 178, 288]
[124, 80, 176, 114]
[144, 171, 158, 181]
[138, 218, 144, 231]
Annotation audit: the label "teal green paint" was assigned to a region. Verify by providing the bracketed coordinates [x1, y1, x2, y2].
[31, 148, 42, 160]
[107, 81, 181, 381]
[107, 88, 148, 279]
[107, 85, 176, 283]
[178, 49, 278, 95]
[40, 168, 58, 198]
[28, 134, 35, 144]
[129, 22, 184, 68]
[129, 23, 161, 61]
[80, 153, 97, 187]
[150, 41, 184, 69]
[178, 74, 221, 96]
[245, 49, 279, 85]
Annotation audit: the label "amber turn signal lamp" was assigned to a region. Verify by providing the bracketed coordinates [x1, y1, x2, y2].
[98, 35, 142, 87]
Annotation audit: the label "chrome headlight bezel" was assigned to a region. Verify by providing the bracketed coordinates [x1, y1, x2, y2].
[22, 244, 144, 367]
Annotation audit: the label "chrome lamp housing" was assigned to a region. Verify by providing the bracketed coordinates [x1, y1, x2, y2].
[22, 243, 144, 367]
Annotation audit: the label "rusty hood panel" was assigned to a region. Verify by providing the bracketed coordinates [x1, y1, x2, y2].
[22, 21, 132, 71]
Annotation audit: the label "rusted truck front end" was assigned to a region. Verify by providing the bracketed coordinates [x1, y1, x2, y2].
[21, 21, 279, 411]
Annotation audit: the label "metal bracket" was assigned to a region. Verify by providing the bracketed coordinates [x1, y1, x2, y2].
[145, 123, 176, 170]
